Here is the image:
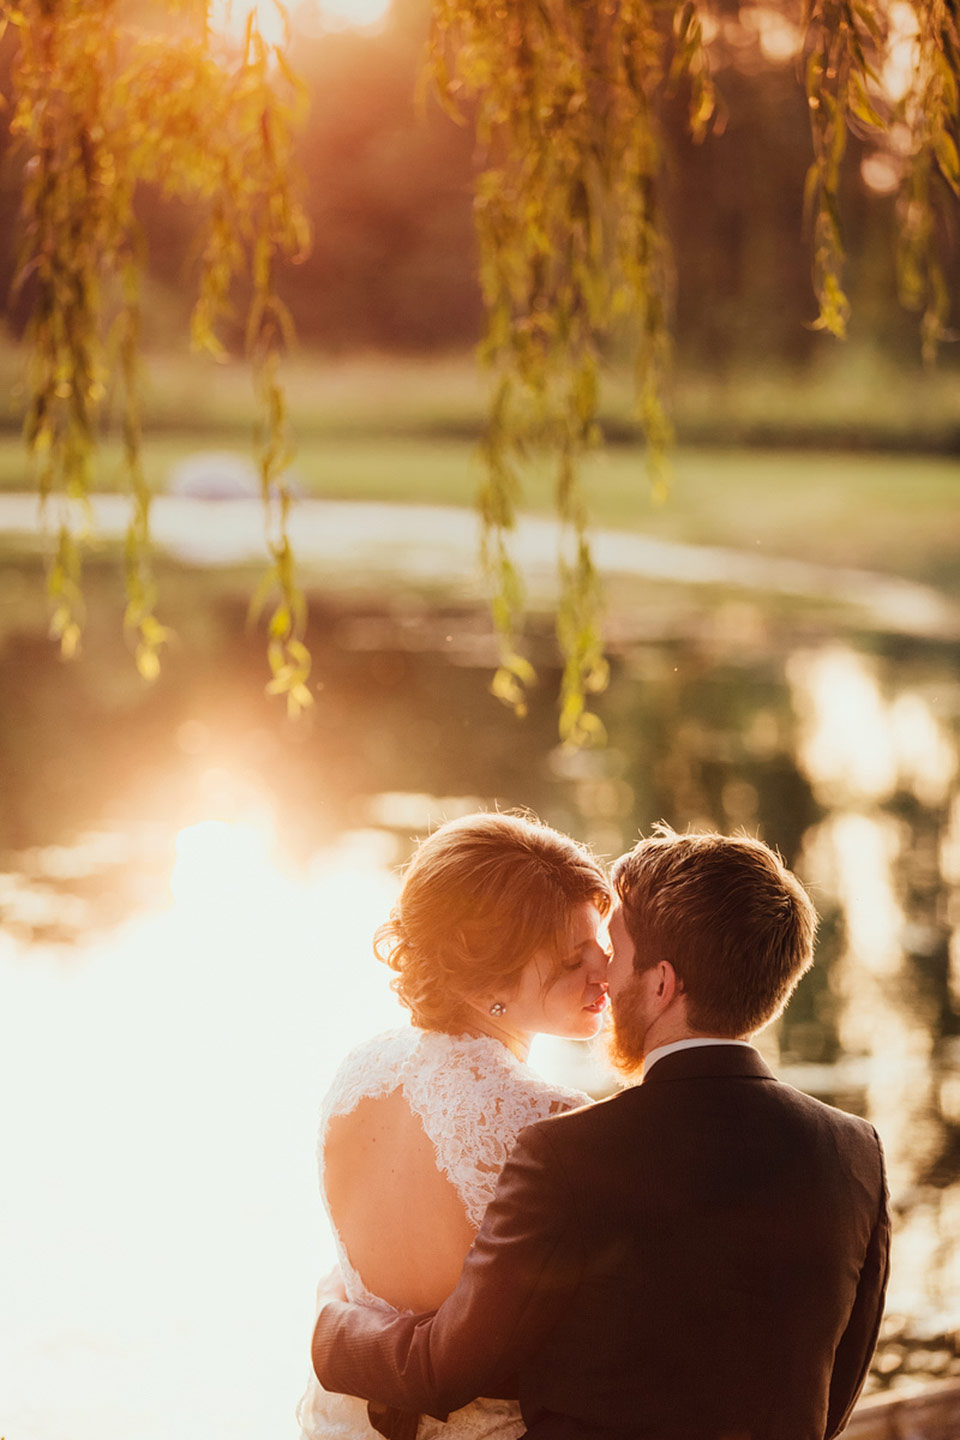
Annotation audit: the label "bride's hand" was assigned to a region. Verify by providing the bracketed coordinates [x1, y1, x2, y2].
[315, 1264, 348, 1309]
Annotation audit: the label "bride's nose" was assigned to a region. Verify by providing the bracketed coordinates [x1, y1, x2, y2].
[588, 944, 611, 981]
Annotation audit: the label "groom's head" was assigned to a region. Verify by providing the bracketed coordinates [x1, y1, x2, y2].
[607, 826, 817, 1073]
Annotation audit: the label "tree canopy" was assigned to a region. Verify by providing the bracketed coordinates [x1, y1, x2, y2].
[2, 0, 958, 741]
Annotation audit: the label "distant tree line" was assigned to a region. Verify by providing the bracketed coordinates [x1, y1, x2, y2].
[2, 2, 954, 368]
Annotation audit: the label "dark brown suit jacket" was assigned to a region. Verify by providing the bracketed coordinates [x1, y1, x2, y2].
[313, 1045, 890, 1440]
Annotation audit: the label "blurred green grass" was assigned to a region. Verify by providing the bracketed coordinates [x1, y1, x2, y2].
[1, 343, 957, 591]
[3, 342, 960, 447]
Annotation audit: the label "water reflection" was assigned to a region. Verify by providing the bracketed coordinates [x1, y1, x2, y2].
[2, 593, 960, 1434]
[1, 825, 407, 1440]
[788, 645, 957, 807]
[790, 645, 960, 1358]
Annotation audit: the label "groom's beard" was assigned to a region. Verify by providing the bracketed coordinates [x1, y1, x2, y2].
[607, 974, 651, 1078]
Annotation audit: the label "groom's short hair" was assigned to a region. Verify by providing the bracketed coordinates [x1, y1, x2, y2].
[611, 826, 817, 1037]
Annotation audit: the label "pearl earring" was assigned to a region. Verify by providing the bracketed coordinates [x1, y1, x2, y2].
[489, 1001, 507, 1018]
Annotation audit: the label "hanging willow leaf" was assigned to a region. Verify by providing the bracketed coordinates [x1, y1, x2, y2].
[802, 0, 889, 338]
[894, 0, 960, 364]
[427, 0, 705, 744]
[5, 0, 310, 706]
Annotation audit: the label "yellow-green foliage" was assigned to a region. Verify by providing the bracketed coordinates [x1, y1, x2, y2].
[802, 0, 959, 355]
[896, 0, 960, 364]
[425, 0, 958, 745]
[427, 0, 711, 744]
[4, 0, 310, 711]
[1, 2, 958, 741]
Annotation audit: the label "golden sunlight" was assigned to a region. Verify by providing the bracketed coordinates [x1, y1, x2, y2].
[208, 0, 392, 46]
[171, 817, 275, 909]
[0, 823, 410, 1440]
[209, 0, 289, 49]
[881, 1, 920, 103]
[314, 0, 393, 26]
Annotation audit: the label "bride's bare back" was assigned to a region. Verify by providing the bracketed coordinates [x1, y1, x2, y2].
[324, 1088, 478, 1312]
[299, 1030, 589, 1440]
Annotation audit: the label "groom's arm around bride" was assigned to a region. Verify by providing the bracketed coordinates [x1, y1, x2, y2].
[314, 828, 890, 1440]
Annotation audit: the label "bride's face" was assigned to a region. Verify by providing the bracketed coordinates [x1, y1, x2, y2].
[504, 901, 612, 1042]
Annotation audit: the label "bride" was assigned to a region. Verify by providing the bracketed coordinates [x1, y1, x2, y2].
[297, 810, 612, 1440]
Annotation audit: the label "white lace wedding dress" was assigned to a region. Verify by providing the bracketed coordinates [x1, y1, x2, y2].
[297, 1026, 591, 1440]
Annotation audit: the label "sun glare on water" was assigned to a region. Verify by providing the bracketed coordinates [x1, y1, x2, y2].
[0, 813, 408, 1440]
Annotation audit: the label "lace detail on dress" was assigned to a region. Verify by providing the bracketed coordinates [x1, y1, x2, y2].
[321, 1028, 421, 1128]
[300, 1027, 590, 1440]
[318, 1027, 590, 1232]
[297, 1386, 528, 1440]
[400, 1030, 589, 1226]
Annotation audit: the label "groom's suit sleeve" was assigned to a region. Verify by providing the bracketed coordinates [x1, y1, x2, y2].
[312, 1120, 581, 1419]
[824, 1128, 892, 1439]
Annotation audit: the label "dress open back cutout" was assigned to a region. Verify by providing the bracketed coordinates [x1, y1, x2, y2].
[297, 1026, 590, 1440]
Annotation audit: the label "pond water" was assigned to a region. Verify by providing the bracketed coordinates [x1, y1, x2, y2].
[1, 568, 959, 1439]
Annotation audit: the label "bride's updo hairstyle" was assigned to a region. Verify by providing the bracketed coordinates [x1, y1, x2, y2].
[376, 811, 610, 1033]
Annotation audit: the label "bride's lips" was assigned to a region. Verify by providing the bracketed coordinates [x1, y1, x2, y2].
[583, 994, 608, 1014]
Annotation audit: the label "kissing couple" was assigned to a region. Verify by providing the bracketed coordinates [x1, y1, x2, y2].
[300, 811, 890, 1440]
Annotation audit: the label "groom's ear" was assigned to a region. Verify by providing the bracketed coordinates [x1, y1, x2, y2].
[656, 960, 681, 1006]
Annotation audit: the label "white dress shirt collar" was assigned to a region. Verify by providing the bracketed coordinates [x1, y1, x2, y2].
[643, 1036, 755, 1078]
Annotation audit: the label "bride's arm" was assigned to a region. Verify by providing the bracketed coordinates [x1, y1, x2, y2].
[312, 1121, 581, 1419]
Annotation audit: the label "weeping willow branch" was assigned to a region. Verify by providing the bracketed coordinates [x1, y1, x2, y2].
[117, 249, 173, 680]
[10, 2, 114, 658]
[896, 0, 960, 364]
[428, 0, 712, 746]
[802, 1, 887, 338]
[802, 0, 959, 355]
[5, 0, 310, 708]
[235, 20, 313, 717]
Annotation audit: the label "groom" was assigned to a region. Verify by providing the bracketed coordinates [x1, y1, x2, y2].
[313, 828, 890, 1440]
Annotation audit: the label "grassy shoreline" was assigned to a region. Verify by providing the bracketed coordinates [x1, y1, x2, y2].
[3, 343, 960, 451]
[2, 345, 957, 594]
[0, 434, 956, 592]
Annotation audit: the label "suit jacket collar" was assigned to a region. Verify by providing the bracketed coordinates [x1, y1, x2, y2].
[640, 1043, 776, 1085]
